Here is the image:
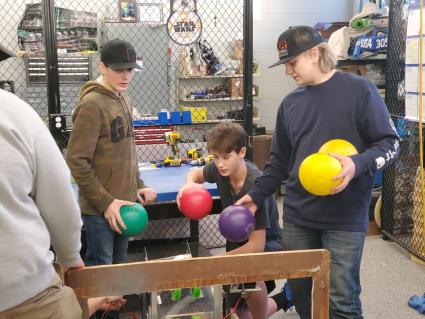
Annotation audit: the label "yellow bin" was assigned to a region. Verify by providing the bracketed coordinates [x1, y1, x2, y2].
[179, 106, 207, 122]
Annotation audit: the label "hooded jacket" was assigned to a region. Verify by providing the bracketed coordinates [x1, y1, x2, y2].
[66, 81, 144, 215]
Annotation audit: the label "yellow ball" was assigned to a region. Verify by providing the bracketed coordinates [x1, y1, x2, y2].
[318, 139, 358, 156]
[299, 153, 343, 196]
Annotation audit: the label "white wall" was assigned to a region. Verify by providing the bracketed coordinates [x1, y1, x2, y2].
[253, 0, 358, 130]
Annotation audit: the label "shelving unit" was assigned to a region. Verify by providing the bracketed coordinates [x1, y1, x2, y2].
[177, 75, 243, 123]
[134, 119, 243, 127]
[177, 68, 259, 126]
[25, 55, 91, 84]
[179, 97, 243, 102]
[179, 72, 259, 79]
[336, 57, 387, 93]
[18, 3, 98, 53]
[179, 74, 244, 79]
[336, 57, 386, 67]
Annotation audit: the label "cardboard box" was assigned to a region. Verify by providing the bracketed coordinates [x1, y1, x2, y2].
[314, 22, 348, 40]
[252, 135, 272, 170]
[228, 78, 243, 97]
[233, 39, 243, 60]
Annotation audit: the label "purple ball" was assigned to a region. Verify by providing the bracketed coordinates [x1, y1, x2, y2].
[218, 205, 255, 242]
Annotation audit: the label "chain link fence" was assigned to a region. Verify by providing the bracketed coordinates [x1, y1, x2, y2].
[382, 0, 425, 261]
[0, 0, 251, 248]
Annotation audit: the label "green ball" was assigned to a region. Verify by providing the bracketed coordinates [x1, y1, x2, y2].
[171, 288, 182, 301]
[119, 204, 148, 237]
[190, 287, 201, 298]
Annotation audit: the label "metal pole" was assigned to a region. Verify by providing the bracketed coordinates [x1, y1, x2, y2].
[42, 0, 62, 147]
[243, 0, 253, 160]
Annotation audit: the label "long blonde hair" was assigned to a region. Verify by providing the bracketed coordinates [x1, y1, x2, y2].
[315, 42, 336, 73]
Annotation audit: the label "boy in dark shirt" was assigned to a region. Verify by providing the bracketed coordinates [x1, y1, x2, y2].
[178, 123, 292, 318]
[236, 26, 399, 319]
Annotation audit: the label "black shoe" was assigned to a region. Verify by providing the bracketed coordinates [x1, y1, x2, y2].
[270, 282, 293, 312]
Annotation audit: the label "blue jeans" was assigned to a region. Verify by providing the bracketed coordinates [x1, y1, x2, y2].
[83, 215, 128, 319]
[82, 214, 129, 266]
[265, 238, 283, 252]
[282, 223, 366, 319]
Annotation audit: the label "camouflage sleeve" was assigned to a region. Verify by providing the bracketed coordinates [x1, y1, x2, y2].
[66, 98, 114, 213]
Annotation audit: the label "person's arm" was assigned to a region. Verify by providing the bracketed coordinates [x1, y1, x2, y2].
[66, 99, 114, 213]
[176, 168, 205, 206]
[240, 106, 292, 210]
[330, 83, 400, 194]
[186, 167, 207, 184]
[34, 126, 83, 268]
[350, 82, 400, 178]
[226, 229, 266, 255]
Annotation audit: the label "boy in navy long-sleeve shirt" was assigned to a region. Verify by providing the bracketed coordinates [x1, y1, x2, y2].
[236, 26, 399, 319]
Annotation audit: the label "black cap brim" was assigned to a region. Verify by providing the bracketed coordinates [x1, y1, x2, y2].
[268, 38, 324, 68]
[268, 58, 288, 68]
[108, 61, 142, 70]
[268, 49, 308, 68]
[0, 44, 16, 62]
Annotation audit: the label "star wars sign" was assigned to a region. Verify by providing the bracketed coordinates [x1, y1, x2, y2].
[167, 0, 202, 46]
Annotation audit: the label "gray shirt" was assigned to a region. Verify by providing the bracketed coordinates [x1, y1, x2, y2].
[0, 90, 82, 311]
[203, 160, 270, 251]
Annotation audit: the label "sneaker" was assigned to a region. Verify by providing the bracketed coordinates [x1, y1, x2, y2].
[270, 282, 294, 312]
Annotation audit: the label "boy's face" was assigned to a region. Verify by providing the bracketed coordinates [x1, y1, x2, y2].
[212, 148, 246, 177]
[284, 48, 319, 85]
[99, 63, 134, 94]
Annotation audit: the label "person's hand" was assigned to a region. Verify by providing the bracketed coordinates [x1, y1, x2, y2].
[176, 183, 204, 209]
[97, 296, 126, 310]
[61, 261, 85, 284]
[104, 199, 134, 233]
[137, 187, 157, 205]
[88, 296, 126, 316]
[62, 260, 85, 275]
[234, 194, 258, 214]
[330, 153, 356, 195]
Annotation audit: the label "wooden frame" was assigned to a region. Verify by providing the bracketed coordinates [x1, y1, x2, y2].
[66, 249, 330, 318]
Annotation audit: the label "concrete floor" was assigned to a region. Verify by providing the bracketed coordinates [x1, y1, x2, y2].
[266, 235, 425, 318]
[215, 196, 425, 319]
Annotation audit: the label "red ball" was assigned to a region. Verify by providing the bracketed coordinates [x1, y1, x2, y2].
[180, 186, 213, 220]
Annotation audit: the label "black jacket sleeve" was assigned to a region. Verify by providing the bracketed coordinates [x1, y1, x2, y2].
[249, 104, 292, 207]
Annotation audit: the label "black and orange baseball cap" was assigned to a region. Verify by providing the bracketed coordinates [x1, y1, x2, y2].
[269, 26, 324, 68]
[100, 38, 142, 70]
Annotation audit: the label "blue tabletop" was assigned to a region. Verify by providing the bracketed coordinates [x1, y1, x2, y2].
[140, 165, 218, 202]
